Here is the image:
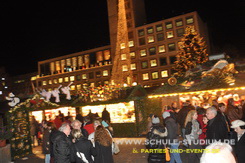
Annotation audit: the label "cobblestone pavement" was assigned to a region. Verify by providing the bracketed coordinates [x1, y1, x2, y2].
[14, 138, 189, 163]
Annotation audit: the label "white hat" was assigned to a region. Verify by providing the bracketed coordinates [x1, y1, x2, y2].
[231, 120, 245, 128]
[152, 117, 160, 124]
[162, 111, 170, 119]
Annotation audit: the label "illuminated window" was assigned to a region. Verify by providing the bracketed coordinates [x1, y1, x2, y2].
[120, 43, 126, 49]
[77, 84, 81, 90]
[161, 70, 169, 78]
[103, 70, 109, 76]
[131, 63, 136, 70]
[130, 52, 135, 58]
[142, 73, 149, 80]
[140, 49, 147, 57]
[104, 50, 111, 60]
[156, 24, 163, 32]
[147, 27, 154, 34]
[176, 19, 183, 27]
[96, 51, 103, 62]
[166, 22, 173, 29]
[186, 16, 194, 24]
[141, 61, 148, 69]
[139, 37, 145, 45]
[70, 85, 75, 90]
[150, 59, 157, 67]
[82, 74, 87, 79]
[176, 28, 184, 37]
[121, 54, 127, 60]
[48, 80, 52, 85]
[53, 79, 57, 84]
[59, 78, 63, 83]
[152, 72, 159, 79]
[122, 65, 128, 71]
[138, 29, 145, 37]
[129, 41, 134, 47]
[167, 31, 174, 38]
[159, 45, 166, 53]
[157, 33, 164, 41]
[64, 77, 69, 82]
[61, 60, 65, 73]
[56, 61, 61, 73]
[43, 81, 47, 86]
[168, 43, 176, 51]
[104, 81, 109, 85]
[90, 83, 95, 87]
[72, 57, 77, 70]
[50, 62, 55, 74]
[96, 71, 101, 78]
[78, 56, 83, 69]
[70, 76, 75, 81]
[147, 36, 154, 43]
[149, 47, 156, 55]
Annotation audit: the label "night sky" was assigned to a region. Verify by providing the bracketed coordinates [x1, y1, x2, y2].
[1, 0, 244, 76]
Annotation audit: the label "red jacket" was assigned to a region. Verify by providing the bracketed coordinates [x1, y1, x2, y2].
[83, 123, 94, 135]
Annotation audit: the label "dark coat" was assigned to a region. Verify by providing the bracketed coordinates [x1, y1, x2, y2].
[206, 115, 228, 143]
[50, 129, 59, 158]
[42, 128, 51, 154]
[234, 133, 245, 163]
[94, 142, 113, 163]
[227, 105, 243, 121]
[165, 117, 178, 142]
[177, 105, 195, 128]
[70, 137, 96, 163]
[51, 131, 72, 163]
[102, 110, 111, 123]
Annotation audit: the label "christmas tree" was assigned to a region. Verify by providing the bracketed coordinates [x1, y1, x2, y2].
[174, 26, 208, 76]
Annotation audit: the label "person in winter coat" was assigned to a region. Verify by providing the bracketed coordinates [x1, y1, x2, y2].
[70, 129, 96, 163]
[163, 112, 182, 163]
[231, 120, 245, 163]
[102, 108, 111, 123]
[42, 122, 55, 163]
[51, 123, 72, 163]
[94, 125, 114, 163]
[184, 110, 202, 163]
[30, 115, 39, 147]
[227, 98, 243, 121]
[146, 115, 167, 163]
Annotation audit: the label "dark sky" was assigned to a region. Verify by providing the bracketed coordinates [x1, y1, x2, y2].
[1, 0, 244, 76]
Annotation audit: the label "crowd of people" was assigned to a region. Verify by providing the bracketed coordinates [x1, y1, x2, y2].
[31, 108, 116, 163]
[146, 98, 245, 163]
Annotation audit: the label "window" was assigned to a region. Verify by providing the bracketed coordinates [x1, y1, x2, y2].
[141, 61, 148, 69]
[170, 56, 177, 64]
[120, 43, 126, 49]
[157, 33, 164, 41]
[122, 65, 128, 71]
[140, 49, 147, 57]
[89, 72, 94, 79]
[131, 63, 136, 70]
[176, 19, 183, 27]
[77, 84, 81, 90]
[167, 31, 174, 38]
[130, 52, 136, 58]
[64, 77, 69, 82]
[70, 76, 75, 81]
[152, 72, 159, 79]
[76, 75, 81, 81]
[161, 70, 169, 78]
[166, 22, 173, 29]
[176, 28, 184, 37]
[128, 40, 134, 47]
[70, 85, 75, 91]
[128, 31, 133, 39]
[138, 29, 145, 37]
[96, 71, 101, 78]
[147, 36, 154, 43]
[139, 37, 146, 45]
[48, 80, 52, 85]
[104, 81, 109, 85]
[159, 45, 166, 53]
[142, 73, 149, 80]
[186, 16, 194, 24]
[58, 78, 63, 83]
[168, 43, 176, 51]
[42, 81, 47, 86]
[53, 79, 58, 84]
[82, 74, 87, 79]
[103, 70, 109, 76]
[121, 54, 127, 60]
[150, 59, 157, 67]
[147, 27, 154, 34]
[149, 47, 156, 55]
[156, 24, 163, 32]
[160, 57, 167, 66]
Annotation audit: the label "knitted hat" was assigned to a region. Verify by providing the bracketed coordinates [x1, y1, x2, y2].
[152, 117, 160, 124]
[162, 111, 170, 119]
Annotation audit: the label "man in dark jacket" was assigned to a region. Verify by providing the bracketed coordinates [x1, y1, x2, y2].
[51, 123, 72, 163]
[206, 107, 228, 144]
[102, 107, 111, 123]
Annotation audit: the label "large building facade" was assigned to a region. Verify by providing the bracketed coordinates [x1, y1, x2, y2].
[35, 0, 210, 91]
